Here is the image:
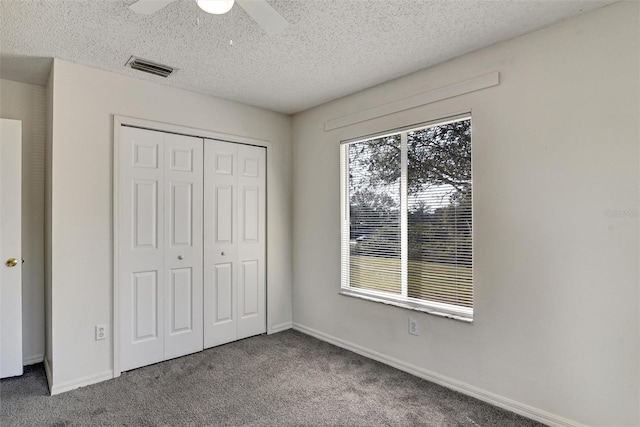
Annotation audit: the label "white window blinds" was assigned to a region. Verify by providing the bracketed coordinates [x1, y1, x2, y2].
[340, 115, 473, 320]
[345, 134, 402, 295]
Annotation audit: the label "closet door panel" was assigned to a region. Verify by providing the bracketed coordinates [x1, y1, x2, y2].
[240, 260, 259, 317]
[216, 186, 233, 243]
[132, 180, 158, 248]
[120, 127, 165, 371]
[163, 134, 204, 360]
[213, 263, 233, 323]
[236, 144, 266, 340]
[132, 271, 160, 341]
[169, 267, 193, 333]
[204, 140, 238, 348]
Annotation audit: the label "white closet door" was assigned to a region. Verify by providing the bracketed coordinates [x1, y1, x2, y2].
[163, 134, 203, 360]
[119, 127, 203, 371]
[236, 144, 266, 340]
[120, 127, 166, 371]
[204, 140, 238, 348]
[203, 141, 265, 348]
[0, 119, 23, 378]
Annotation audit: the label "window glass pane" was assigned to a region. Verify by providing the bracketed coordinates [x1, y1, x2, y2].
[407, 119, 472, 307]
[348, 134, 401, 295]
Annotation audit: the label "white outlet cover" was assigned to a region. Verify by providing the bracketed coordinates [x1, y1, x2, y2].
[95, 324, 107, 341]
[409, 318, 419, 336]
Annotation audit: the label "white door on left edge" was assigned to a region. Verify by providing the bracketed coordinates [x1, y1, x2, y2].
[119, 126, 203, 372]
[0, 118, 23, 378]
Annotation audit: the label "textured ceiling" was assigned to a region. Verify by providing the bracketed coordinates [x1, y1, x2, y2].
[0, 0, 615, 114]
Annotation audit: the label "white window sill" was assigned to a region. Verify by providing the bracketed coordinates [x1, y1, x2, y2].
[339, 288, 473, 323]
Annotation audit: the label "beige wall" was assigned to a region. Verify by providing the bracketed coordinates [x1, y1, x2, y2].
[0, 78, 46, 366]
[47, 59, 292, 391]
[291, 2, 639, 426]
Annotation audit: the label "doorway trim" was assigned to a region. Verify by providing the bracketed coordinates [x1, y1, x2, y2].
[112, 115, 271, 378]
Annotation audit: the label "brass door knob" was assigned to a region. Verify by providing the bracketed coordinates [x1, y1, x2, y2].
[6, 258, 18, 267]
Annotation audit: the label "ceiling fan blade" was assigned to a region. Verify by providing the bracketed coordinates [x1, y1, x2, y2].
[236, 0, 289, 35]
[129, 0, 177, 15]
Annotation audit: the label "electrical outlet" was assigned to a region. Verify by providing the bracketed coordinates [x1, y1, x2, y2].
[95, 324, 107, 341]
[408, 318, 419, 336]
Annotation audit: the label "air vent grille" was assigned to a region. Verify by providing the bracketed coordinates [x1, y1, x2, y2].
[126, 56, 175, 78]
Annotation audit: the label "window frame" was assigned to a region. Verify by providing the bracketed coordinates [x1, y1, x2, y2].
[340, 113, 473, 322]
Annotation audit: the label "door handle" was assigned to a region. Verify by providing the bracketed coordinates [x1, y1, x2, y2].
[6, 258, 18, 267]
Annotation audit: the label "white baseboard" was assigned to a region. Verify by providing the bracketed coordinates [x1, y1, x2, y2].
[43, 357, 53, 394]
[49, 370, 113, 395]
[23, 353, 44, 366]
[268, 321, 293, 334]
[292, 323, 584, 427]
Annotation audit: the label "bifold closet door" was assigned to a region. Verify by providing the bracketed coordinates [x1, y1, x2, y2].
[204, 140, 266, 348]
[119, 126, 203, 372]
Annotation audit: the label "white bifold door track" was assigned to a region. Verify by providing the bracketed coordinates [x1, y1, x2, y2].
[118, 126, 266, 372]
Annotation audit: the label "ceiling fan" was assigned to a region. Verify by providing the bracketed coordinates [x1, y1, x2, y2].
[129, 0, 289, 35]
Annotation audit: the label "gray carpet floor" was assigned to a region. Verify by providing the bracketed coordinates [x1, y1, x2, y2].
[1, 330, 543, 426]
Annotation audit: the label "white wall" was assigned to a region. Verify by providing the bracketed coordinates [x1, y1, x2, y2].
[47, 59, 292, 391]
[291, 3, 639, 426]
[0, 78, 46, 366]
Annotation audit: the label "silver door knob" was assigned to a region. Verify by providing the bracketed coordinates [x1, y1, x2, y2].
[177, 255, 184, 260]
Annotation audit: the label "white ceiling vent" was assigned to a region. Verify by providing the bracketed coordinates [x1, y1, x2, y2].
[126, 56, 175, 78]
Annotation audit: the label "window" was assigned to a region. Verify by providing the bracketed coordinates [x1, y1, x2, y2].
[340, 115, 473, 321]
